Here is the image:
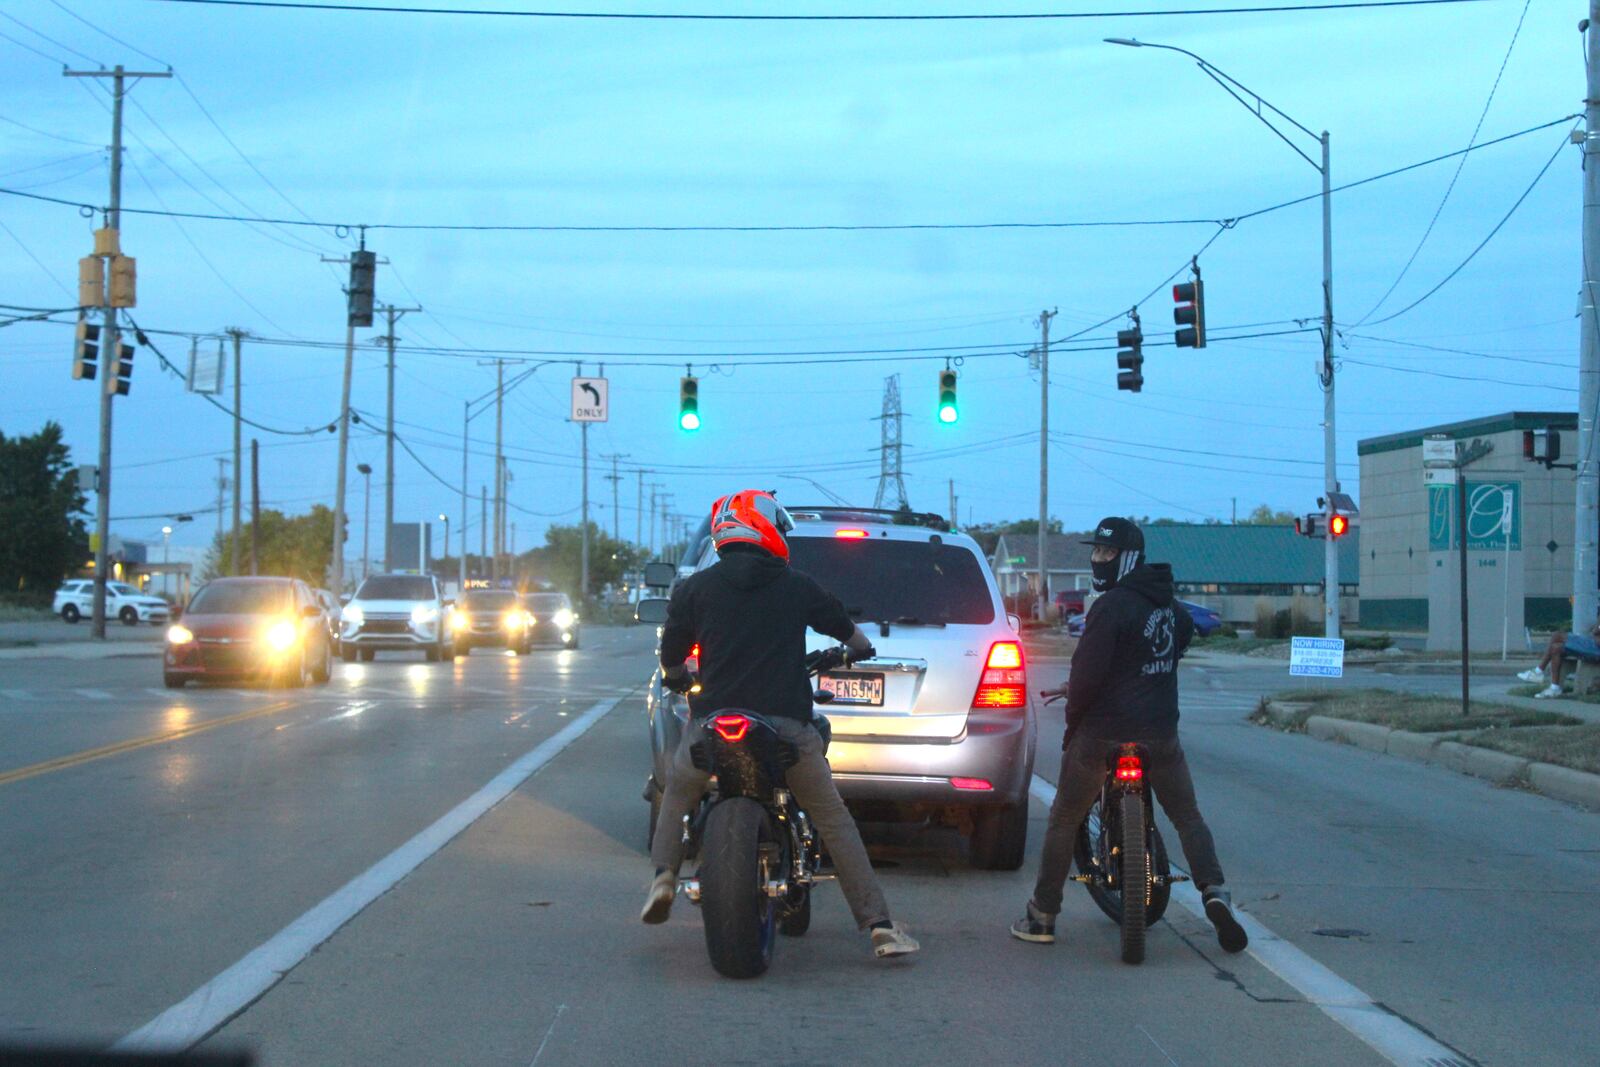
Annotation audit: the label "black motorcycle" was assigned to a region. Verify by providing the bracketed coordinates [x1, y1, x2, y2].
[1043, 689, 1187, 965]
[675, 646, 850, 979]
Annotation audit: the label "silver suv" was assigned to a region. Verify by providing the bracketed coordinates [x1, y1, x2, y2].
[644, 508, 1036, 869]
[339, 573, 453, 662]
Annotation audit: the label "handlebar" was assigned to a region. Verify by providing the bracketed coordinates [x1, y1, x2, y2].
[804, 645, 852, 675]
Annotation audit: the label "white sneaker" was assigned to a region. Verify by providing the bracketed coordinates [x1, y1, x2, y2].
[1534, 683, 1563, 699]
[871, 922, 920, 958]
[1516, 668, 1546, 683]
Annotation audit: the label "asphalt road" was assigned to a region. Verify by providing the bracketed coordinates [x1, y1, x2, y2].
[0, 629, 1593, 1065]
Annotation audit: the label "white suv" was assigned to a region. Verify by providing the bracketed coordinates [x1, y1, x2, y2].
[339, 573, 453, 662]
[53, 580, 171, 626]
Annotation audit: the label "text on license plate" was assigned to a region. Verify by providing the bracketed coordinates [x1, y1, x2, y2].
[817, 672, 885, 707]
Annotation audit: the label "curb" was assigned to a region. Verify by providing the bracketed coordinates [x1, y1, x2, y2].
[0, 644, 162, 662]
[1280, 707, 1600, 811]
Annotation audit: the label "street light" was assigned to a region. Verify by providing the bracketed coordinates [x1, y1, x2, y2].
[438, 512, 450, 581]
[161, 525, 173, 599]
[1105, 37, 1341, 638]
[355, 463, 373, 579]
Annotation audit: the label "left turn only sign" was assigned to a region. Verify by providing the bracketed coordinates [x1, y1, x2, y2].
[571, 377, 608, 422]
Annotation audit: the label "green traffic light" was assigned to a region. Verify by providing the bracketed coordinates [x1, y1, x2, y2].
[680, 410, 701, 432]
[938, 402, 958, 424]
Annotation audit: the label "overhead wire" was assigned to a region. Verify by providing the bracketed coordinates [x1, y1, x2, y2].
[46, 0, 172, 66]
[0, 113, 102, 146]
[0, 10, 103, 65]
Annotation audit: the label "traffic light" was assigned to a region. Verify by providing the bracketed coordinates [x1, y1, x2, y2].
[1173, 266, 1206, 349]
[1116, 314, 1143, 393]
[109, 255, 137, 308]
[73, 319, 99, 381]
[340, 514, 349, 544]
[1329, 513, 1349, 538]
[110, 342, 134, 396]
[1294, 514, 1320, 538]
[348, 249, 376, 327]
[679, 375, 700, 431]
[937, 369, 958, 423]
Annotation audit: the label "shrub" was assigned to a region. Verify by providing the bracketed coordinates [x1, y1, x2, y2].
[1289, 594, 1322, 637]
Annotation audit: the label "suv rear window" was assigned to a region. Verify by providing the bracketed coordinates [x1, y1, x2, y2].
[356, 576, 435, 600]
[788, 536, 995, 625]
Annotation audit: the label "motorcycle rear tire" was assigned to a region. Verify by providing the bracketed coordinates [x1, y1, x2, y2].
[1119, 791, 1148, 965]
[778, 889, 811, 937]
[1077, 799, 1172, 926]
[700, 798, 777, 979]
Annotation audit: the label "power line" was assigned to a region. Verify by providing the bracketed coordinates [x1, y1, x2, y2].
[0, 26, 73, 64]
[1340, 356, 1575, 391]
[0, 112, 102, 146]
[149, 0, 1492, 20]
[0, 10, 102, 65]
[46, 0, 171, 67]
[1344, 333, 1571, 369]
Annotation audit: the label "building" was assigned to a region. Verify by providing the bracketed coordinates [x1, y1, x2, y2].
[1358, 411, 1575, 650]
[989, 534, 1092, 605]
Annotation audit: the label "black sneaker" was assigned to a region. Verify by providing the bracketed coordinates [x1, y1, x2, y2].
[1008, 900, 1056, 944]
[1203, 887, 1248, 953]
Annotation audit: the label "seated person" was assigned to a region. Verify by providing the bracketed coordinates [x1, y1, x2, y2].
[1520, 614, 1600, 698]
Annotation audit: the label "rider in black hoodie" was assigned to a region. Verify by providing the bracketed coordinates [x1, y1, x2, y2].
[1009, 517, 1249, 954]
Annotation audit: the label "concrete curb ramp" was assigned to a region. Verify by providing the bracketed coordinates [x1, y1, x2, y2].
[1297, 711, 1600, 811]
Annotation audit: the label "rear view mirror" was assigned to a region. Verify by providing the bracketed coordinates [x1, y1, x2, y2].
[643, 561, 677, 588]
[635, 598, 670, 624]
[812, 689, 835, 705]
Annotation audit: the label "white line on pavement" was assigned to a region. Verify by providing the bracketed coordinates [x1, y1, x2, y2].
[115, 695, 627, 1054]
[71, 688, 113, 700]
[1027, 775, 1467, 1067]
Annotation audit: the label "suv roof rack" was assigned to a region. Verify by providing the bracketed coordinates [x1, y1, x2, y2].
[787, 506, 951, 532]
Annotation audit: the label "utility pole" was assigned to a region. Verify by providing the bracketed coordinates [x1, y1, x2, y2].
[603, 453, 628, 543]
[480, 486, 488, 572]
[460, 401, 469, 589]
[494, 360, 505, 581]
[65, 65, 169, 637]
[226, 328, 246, 576]
[636, 469, 654, 548]
[1577, 3, 1600, 633]
[321, 233, 378, 595]
[373, 303, 420, 572]
[648, 485, 659, 556]
[1037, 308, 1056, 622]
[215, 458, 227, 544]
[1320, 128, 1341, 639]
[249, 438, 260, 576]
[949, 478, 958, 531]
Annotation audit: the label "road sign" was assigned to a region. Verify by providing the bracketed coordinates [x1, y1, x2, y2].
[572, 377, 608, 422]
[1289, 636, 1345, 677]
[1422, 437, 1457, 468]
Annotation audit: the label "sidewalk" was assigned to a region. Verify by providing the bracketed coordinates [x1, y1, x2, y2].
[0, 619, 163, 660]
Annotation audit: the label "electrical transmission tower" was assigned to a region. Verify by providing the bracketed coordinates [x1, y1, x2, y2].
[873, 374, 910, 511]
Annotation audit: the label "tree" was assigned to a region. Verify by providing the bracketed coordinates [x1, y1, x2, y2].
[201, 505, 335, 586]
[964, 517, 1064, 556]
[1240, 504, 1298, 526]
[518, 522, 647, 600]
[0, 422, 88, 605]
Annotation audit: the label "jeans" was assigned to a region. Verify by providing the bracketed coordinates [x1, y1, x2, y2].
[1031, 734, 1226, 916]
[650, 715, 891, 931]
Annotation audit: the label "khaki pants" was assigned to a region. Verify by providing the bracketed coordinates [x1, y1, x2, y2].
[650, 716, 891, 931]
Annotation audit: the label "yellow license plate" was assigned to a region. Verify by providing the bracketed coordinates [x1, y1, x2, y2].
[818, 672, 884, 707]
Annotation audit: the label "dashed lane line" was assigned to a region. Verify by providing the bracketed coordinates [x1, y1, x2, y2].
[1027, 775, 1470, 1067]
[114, 694, 628, 1054]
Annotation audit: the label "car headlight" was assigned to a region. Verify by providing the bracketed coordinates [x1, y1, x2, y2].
[450, 610, 469, 631]
[411, 605, 439, 625]
[553, 608, 574, 628]
[264, 619, 299, 652]
[166, 624, 194, 645]
[343, 605, 364, 627]
[503, 611, 527, 631]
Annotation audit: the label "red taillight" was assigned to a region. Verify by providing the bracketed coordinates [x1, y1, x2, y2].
[835, 528, 869, 539]
[712, 714, 750, 743]
[1115, 755, 1144, 782]
[973, 641, 1026, 709]
[687, 643, 701, 670]
[950, 777, 993, 791]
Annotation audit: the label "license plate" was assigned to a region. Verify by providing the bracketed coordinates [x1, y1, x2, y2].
[817, 671, 884, 707]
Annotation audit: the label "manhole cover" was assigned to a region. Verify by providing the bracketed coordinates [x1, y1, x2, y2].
[1312, 928, 1369, 939]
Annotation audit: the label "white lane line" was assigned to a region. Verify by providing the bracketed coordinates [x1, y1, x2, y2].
[1027, 775, 1467, 1067]
[0, 689, 35, 701]
[71, 688, 113, 700]
[115, 695, 626, 1054]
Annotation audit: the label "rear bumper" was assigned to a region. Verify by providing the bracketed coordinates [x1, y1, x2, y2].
[828, 712, 1035, 807]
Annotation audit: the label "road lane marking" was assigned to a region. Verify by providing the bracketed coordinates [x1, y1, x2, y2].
[1027, 775, 1469, 1067]
[71, 688, 113, 700]
[116, 695, 627, 1054]
[0, 689, 35, 701]
[0, 700, 299, 788]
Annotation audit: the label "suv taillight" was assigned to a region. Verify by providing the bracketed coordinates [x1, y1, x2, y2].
[972, 640, 1026, 709]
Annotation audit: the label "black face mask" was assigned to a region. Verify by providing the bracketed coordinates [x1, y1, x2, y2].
[1090, 550, 1142, 593]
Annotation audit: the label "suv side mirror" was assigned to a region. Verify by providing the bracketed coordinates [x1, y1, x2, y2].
[1007, 612, 1021, 633]
[643, 561, 677, 588]
[635, 598, 670, 624]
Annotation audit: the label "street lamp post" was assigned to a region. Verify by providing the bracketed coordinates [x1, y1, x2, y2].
[161, 525, 172, 599]
[439, 513, 450, 583]
[356, 463, 373, 579]
[1106, 38, 1342, 638]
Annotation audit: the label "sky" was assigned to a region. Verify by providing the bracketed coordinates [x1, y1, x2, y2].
[0, 0, 1582, 564]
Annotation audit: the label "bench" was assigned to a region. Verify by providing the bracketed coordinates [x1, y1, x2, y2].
[1571, 649, 1600, 695]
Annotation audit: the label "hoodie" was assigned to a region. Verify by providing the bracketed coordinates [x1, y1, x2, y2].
[1063, 562, 1193, 745]
[660, 547, 856, 722]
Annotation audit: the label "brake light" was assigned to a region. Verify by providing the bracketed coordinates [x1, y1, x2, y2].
[950, 777, 993, 791]
[1115, 755, 1144, 782]
[835, 528, 869, 539]
[687, 643, 701, 671]
[972, 641, 1026, 709]
[712, 714, 750, 743]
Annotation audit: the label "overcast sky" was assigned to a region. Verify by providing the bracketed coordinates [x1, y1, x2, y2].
[0, 0, 1580, 560]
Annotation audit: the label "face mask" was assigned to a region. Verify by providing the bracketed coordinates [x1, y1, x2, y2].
[1090, 550, 1142, 592]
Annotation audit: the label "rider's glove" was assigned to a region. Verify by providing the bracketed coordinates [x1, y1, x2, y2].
[662, 666, 698, 695]
[845, 643, 876, 667]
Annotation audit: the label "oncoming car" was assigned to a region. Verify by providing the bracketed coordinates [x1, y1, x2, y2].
[642, 507, 1037, 870]
[339, 573, 452, 662]
[163, 577, 334, 689]
[449, 589, 531, 656]
[522, 591, 580, 649]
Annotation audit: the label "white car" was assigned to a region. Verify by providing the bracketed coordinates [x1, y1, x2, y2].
[52, 580, 171, 626]
[339, 573, 454, 662]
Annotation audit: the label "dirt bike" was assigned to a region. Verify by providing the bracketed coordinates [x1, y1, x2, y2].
[1042, 687, 1188, 965]
[674, 646, 851, 979]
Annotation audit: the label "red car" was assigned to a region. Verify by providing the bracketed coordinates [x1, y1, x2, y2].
[163, 576, 334, 689]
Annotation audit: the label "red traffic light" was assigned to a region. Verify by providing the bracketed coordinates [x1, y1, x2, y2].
[1329, 514, 1349, 538]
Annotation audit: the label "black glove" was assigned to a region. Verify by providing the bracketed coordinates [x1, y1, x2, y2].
[845, 643, 876, 667]
[662, 668, 698, 695]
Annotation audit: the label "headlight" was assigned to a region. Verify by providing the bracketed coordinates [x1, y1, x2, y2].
[503, 611, 527, 631]
[450, 610, 469, 631]
[264, 619, 299, 652]
[166, 624, 194, 645]
[411, 605, 439, 625]
[343, 605, 364, 627]
[553, 608, 574, 628]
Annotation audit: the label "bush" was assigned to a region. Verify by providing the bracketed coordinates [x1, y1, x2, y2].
[1215, 622, 1239, 639]
[1253, 598, 1279, 638]
[1290, 594, 1321, 637]
[1346, 633, 1393, 651]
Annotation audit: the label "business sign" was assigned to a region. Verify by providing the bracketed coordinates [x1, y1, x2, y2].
[1427, 481, 1520, 552]
[1421, 437, 1457, 468]
[1289, 637, 1345, 678]
[571, 377, 609, 422]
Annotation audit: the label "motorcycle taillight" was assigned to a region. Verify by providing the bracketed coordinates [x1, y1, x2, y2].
[1115, 755, 1143, 782]
[712, 714, 749, 743]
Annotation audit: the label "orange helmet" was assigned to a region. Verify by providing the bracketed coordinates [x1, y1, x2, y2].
[710, 490, 793, 561]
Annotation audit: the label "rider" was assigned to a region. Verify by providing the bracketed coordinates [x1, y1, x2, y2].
[1010, 517, 1248, 955]
[640, 489, 920, 960]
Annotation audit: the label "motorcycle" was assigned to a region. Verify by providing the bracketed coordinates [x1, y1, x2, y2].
[1042, 688, 1188, 965]
[674, 646, 851, 979]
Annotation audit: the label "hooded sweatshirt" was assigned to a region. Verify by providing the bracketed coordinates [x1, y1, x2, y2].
[1063, 562, 1193, 745]
[660, 546, 856, 722]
